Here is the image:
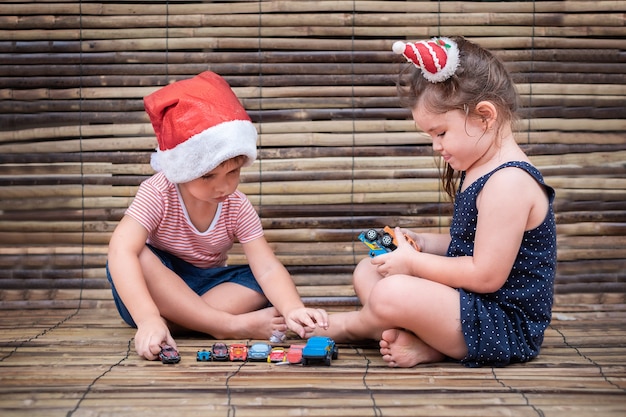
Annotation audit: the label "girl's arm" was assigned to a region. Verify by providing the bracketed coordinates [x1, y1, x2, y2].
[377, 168, 547, 293]
[242, 237, 328, 337]
[107, 215, 176, 359]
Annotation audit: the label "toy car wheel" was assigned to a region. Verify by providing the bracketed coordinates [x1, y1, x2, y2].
[332, 345, 339, 360]
[365, 229, 379, 242]
[381, 233, 394, 248]
[324, 355, 331, 366]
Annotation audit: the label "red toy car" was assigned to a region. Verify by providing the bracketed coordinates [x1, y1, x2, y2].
[286, 344, 305, 364]
[267, 347, 287, 363]
[229, 343, 248, 361]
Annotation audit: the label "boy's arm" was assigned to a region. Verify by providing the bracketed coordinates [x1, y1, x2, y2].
[242, 236, 328, 337]
[108, 215, 175, 359]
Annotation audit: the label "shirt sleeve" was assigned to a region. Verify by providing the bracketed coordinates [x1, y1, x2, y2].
[232, 192, 264, 244]
[125, 179, 165, 234]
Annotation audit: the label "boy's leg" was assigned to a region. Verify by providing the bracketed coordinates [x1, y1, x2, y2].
[138, 246, 282, 339]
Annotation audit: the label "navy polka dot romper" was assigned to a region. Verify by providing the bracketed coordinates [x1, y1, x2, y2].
[448, 161, 557, 367]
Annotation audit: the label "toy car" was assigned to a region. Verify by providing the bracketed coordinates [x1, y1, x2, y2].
[267, 347, 287, 363]
[159, 345, 180, 364]
[211, 342, 229, 361]
[286, 344, 305, 364]
[196, 349, 211, 362]
[358, 226, 420, 257]
[229, 343, 248, 361]
[301, 336, 338, 366]
[269, 330, 286, 343]
[248, 342, 271, 361]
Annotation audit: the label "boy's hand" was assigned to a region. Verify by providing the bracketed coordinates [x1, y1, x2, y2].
[134, 316, 176, 360]
[284, 307, 329, 339]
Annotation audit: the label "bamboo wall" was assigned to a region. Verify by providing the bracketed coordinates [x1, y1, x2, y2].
[1, 1, 625, 309]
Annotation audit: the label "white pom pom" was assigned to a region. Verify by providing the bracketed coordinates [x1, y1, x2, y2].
[392, 41, 406, 55]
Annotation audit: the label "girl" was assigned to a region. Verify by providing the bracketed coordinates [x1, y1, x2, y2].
[318, 36, 557, 368]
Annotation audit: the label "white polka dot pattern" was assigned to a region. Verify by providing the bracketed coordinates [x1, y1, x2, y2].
[447, 161, 557, 367]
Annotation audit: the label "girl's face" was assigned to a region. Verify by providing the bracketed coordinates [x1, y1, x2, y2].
[412, 105, 491, 172]
[180, 158, 244, 204]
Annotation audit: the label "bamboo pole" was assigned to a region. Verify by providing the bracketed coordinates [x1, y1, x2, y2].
[2, 1, 621, 16]
[5, 23, 626, 42]
[3, 12, 624, 31]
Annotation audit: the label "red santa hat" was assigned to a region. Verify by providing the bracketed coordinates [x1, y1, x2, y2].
[392, 37, 460, 83]
[144, 71, 257, 183]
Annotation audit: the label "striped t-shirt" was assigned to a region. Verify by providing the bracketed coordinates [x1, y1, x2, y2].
[126, 172, 264, 268]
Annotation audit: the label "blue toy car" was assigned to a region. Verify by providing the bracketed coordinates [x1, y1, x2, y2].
[196, 349, 211, 361]
[358, 226, 420, 257]
[248, 342, 272, 361]
[302, 336, 338, 366]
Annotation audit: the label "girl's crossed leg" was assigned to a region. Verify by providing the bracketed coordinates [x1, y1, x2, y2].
[319, 258, 468, 367]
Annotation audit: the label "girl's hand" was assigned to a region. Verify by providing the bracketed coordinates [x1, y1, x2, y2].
[371, 227, 419, 277]
[133, 316, 176, 361]
[398, 228, 425, 252]
[284, 307, 329, 338]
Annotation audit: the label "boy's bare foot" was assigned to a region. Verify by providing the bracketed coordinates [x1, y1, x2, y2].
[379, 329, 445, 368]
[236, 307, 286, 340]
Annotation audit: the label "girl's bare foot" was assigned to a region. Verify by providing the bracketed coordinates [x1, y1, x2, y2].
[379, 329, 445, 368]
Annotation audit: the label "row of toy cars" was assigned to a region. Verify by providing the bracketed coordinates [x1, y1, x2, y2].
[197, 342, 305, 364]
[159, 336, 338, 366]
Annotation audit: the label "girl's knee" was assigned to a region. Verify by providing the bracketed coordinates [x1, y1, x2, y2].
[353, 258, 372, 279]
[367, 276, 406, 319]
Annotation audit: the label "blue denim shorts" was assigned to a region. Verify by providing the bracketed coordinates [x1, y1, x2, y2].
[106, 245, 264, 327]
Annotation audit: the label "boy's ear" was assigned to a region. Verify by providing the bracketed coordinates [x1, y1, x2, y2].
[475, 101, 497, 130]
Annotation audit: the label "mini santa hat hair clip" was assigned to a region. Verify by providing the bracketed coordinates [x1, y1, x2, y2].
[392, 37, 460, 83]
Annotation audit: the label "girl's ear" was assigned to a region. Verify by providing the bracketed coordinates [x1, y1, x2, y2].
[474, 101, 497, 130]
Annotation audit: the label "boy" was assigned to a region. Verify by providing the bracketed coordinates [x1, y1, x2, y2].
[107, 71, 328, 360]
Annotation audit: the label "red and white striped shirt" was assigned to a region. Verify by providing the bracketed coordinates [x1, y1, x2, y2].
[126, 172, 263, 268]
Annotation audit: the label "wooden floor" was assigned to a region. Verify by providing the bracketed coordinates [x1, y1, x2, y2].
[1, 294, 625, 417]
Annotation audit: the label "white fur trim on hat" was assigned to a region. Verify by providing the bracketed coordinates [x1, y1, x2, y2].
[150, 120, 257, 184]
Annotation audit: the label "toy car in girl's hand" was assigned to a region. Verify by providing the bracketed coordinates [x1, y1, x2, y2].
[358, 226, 420, 257]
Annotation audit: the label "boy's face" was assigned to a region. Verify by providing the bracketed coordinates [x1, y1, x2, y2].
[180, 157, 244, 204]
